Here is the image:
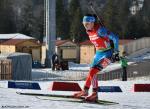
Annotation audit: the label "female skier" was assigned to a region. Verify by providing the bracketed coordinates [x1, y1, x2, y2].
[74, 14, 119, 102]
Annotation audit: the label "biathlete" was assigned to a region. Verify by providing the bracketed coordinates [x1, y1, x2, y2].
[74, 14, 119, 102]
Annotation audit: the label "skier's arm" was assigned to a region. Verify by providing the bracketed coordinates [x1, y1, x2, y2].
[97, 27, 119, 52]
[97, 26, 108, 37]
[108, 32, 119, 52]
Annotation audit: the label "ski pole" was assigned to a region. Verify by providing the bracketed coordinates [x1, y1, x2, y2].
[88, 1, 104, 26]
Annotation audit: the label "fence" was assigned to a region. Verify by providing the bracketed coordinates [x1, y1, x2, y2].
[0, 53, 32, 80]
[125, 37, 150, 55]
[98, 70, 150, 81]
[0, 55, 149, 81]
[31, 69, 150, 81]
[32, 61, 150, 81]
[0, 59, 12, 80]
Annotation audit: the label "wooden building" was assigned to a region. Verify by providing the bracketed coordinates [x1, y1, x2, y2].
[80, 40, 95, 64]
[0, 39, 41, 61]
[119, 39, 133, 56]
[41, 40, 78, 64]
[79, 39, 134, 64]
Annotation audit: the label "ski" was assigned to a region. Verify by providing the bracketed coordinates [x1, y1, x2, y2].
[36, 96, 118, 105]
[16, 92, 119, 105]
[16, 91, 77, 98]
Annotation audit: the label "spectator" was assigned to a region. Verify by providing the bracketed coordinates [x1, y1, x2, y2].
[52, 53, 60, 70]
[120, 51, 128, 81]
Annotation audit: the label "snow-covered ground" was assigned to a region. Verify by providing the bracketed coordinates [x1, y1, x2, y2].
[0, 80, 150, 109]
[0, 50, 150, 109]
[69, 61, 135, 72]
[128, 49, 150, 62]
[31, 61, 135, 81]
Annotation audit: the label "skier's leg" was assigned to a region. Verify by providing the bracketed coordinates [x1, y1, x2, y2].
[85, 74, 99, 102]
[84, 52, 102, 89]
[73, 87, 89, 98]
[74, 53, 100, 98]
[84, 68, 100, 88]
[85, 58, 111, 102]
[73, 68, 99, 98]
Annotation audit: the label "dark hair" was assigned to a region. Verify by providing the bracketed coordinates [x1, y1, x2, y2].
[84, 14, 97, 22]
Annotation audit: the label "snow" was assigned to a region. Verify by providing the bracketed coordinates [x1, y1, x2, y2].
[0, 48, 150, 109]
[31, 61, 134, 81]
[0, 33, 34, 39]
[131, 52, 150, 61]
[69, 61, 135, 73]
[128, 48, 150, 62]
[0, 79, 150, 109]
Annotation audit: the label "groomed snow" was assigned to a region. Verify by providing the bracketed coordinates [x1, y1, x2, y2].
[0, 79, 150, 109]
[0, 33, 34, 39]
[0, 50, 150, 109]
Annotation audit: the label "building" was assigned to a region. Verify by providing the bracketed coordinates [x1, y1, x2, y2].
[41, 40, 78, 64]
[124, 37, 150, 55]
[130, 0, 144, 15]
[79, 39, 134, 64]
[80, 40, 95, 64]
[0, 34, 41, 61]
[119, 39, 133, 56]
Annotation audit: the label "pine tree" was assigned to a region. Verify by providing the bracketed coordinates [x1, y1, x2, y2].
[102, 0, 133, 39]
[19, 1, 35, 36]
[117, 0, 131, 38]
[140, 0, 150, 37]
[126, 0, 150, 39]
[102, 0, 119, 34]
[61, 9, 70, 39]
[32, 3, 44, 42]
[69, 8, 84, 42]
[69, 0, 86, 42]
[0, 0, 15, 33]
[126, 15, 139, 39]
[56, 0, 70, 40]
[17, 0, 44, 41]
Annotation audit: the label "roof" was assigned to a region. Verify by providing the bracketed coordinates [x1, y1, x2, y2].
[1, 39, 39, 45]
[1, 39, 27, 45]
[119, 39, 133, 45]
[55, 40, 69, 46]
[0, 33, 34, 39]
[43, 40, 74, 46]
[80, 40, 93, 45]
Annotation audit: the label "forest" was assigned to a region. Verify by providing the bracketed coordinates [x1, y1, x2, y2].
[0, 0, 150, 42]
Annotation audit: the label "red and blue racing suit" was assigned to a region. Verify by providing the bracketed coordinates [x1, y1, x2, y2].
[84, 24, 119, 91]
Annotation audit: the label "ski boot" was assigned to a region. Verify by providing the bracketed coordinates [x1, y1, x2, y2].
[85, 89, 98, 102]
[73, 87, 89, 98]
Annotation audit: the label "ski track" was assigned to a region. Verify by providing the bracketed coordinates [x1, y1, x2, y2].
[0, 80, 150, 109]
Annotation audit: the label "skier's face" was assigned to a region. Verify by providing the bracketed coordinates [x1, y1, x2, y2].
[83, 22, 94, 31]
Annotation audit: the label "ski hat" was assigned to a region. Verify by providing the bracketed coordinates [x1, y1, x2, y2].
[83, 16, 96, 23]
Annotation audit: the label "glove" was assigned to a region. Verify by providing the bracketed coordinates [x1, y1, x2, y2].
[111, 51, 120, 62]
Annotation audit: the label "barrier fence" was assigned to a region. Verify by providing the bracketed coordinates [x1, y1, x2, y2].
[0, 59, 12, 80]
[31, 68, 150, 81]
[0, 60, 149, 81]
[31, 61, 150, 81]
[125, 37, 150, 55]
